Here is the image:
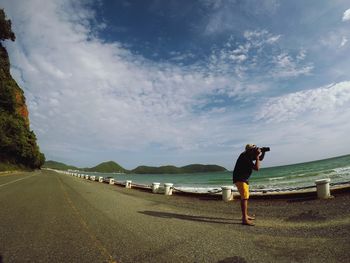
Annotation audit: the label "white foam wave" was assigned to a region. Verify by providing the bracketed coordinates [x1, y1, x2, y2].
[333, 166, 350, 174]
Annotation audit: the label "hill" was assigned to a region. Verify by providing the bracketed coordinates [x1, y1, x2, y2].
[44, 160, 227, 174]
[0, 9, 45, 171]
[84, 161, 128, 173]
[132, 165, 179, 174]
[181, 164, 227, 173]
[42, 160, 79, 171]
[132, 164, 227, 174]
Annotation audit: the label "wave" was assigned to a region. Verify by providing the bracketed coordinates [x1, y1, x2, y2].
[333, 166, 350, 174]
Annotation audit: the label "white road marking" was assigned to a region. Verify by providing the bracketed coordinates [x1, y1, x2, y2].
[0, 174, 37, 188]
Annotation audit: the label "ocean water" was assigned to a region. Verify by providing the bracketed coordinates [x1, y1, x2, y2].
[77, 154, 350, 192]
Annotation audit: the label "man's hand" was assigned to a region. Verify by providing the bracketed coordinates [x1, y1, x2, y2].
[253, 148, 261, 171]
[256, 148, 262, 158]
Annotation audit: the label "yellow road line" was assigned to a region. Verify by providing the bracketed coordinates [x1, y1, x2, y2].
[57, 175, 117, 263]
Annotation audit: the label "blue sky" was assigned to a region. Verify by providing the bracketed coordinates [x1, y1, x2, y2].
[2, 0, 350, 169]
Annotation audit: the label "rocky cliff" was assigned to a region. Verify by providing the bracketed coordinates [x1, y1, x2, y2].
[0, 9, 45, 170]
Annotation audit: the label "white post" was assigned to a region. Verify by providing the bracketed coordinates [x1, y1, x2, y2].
[221, 186, 233, 202]
[164, 183, 173, 196]
[90, 175, 96, 181]
[98, 176, 104, 183]
[152, 182, 160, 193]
[125, 180, 132, 188]
[315, 179, 331, 199]
[109, 178, 115, 185]
[85, 175, 89, 180]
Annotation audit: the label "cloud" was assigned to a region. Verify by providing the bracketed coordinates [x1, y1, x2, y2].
[251, 81, 350, 164]
[256, 81, 350, 123]
[207, 30, 312, 80]
[340, 36, 348, 47]
[2, 0, 349, 168]
[271, 52, 313, 78]
[2, 0, 251, 166]
[202, 0, 280, 35]
[342, 8, 350, 21]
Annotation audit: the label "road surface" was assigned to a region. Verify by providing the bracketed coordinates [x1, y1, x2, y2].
[1, 170, 349, 263]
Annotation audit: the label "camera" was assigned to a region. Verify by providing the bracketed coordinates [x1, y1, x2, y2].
[247, 146, 270, 161]
[259, 147, 270, 153]
[257, 147, 270, 161]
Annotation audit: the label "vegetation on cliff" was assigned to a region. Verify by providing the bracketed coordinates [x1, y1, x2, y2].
[0, 9, 45, 171]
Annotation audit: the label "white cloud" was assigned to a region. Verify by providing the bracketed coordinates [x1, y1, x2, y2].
[340, 36, 348, 47]
[2, 0, 349, 168]
[208, 30, 312, 80]
[202, 0, 280, 35]
[342, 8, 350, 21]
[271, 52, 313, 78]
[251, 81, 350, 164]
[257, 81, 350, 123]
[2, 0, 248, 166]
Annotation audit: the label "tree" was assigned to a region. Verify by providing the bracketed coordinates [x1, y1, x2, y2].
[0, 8, 45, 170]
[0, 9, 15, 41]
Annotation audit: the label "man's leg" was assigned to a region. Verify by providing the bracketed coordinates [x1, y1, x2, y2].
[241, 199, 254, 226]
[239, 182, 254, 226]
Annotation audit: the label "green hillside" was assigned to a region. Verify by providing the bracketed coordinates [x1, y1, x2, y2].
[181, 164, 227, 173]
[132, 165, 179, 174]
[42, 160, 79, 171]
[44, 160, 227, 174]
[132, 164, 227, 174]
[84, 161, 128, 173]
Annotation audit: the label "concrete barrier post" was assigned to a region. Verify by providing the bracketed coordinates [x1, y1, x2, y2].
[98, 176, 104, 183]
[221, 186, 233, 202]
[90, 175, 96, 181]
[152, 182, 160, 193]
[85, 175, 89, 180]
[315, 179, 331, 199]
[164, 183, 173, 196]
[125, 180, 132, 188]
[109, 178, 115, 185]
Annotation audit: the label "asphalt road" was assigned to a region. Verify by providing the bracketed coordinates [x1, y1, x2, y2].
[1, 170, 349, 263]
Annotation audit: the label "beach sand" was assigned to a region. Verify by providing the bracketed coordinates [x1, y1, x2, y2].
[1, 170, 349, 263]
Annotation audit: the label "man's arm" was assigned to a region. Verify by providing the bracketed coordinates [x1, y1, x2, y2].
[253, 149, 261, 171]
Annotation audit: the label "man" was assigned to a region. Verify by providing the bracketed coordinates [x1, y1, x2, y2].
[232, 144, 264, 226]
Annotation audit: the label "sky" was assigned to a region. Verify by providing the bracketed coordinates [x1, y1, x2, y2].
[1, 0, 350, 169]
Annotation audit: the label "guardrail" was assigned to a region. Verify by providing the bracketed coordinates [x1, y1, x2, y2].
[47, 169, 350, 201]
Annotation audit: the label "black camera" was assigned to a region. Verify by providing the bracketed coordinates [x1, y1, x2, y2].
[259, 147, 270, 153]
[257, 147, 270, 161]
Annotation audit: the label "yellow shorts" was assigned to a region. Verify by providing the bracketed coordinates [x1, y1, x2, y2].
[235, 182, 249, 200]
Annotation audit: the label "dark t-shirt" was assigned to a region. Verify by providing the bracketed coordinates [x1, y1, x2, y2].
[232, 152, 254, 183]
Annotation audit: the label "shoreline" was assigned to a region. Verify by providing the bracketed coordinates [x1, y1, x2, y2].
[56, 169, 350, 200]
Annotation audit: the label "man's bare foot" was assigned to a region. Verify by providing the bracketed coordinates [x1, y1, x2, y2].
[242, 215, 255, 220]
[242, 220, 255, 226]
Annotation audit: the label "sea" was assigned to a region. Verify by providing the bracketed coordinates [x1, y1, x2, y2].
[75, 154, 350, 193]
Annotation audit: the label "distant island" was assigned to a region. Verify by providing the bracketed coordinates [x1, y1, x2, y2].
[43, 160, 227, 174]
[131, 164, 227, 174]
